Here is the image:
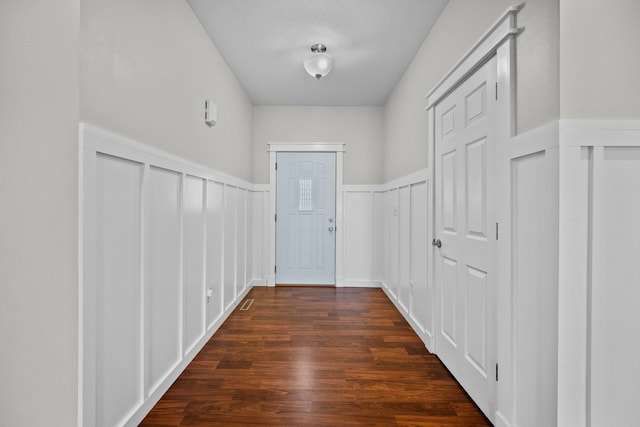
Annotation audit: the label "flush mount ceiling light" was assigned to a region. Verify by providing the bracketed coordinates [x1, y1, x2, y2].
[303, 44, 334, 80]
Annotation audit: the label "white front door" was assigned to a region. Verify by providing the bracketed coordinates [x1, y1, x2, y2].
[276, 152, 336, 285]
[434, 55, 497, 419]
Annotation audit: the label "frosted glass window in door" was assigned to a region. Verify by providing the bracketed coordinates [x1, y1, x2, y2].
[299, 179, 313, 211]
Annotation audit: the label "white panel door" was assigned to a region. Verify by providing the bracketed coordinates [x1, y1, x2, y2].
[434, 55, 497, 419]
[276, 152, 336, 284]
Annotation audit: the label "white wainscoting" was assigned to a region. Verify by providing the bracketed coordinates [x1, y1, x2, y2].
[341, 186, 376, 287]
[80, 119, 640, 427]
[495, 120, 560, 427]
[493, 119, 640, 427]
[341, 170, 434, 349]
[251, 186, 270, 286]
[80, 124, 266, 427]
[556, 120, 640, 427]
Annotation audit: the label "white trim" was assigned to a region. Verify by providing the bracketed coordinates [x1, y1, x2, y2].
[342, 184, 380, 192]
[557, 144, 589, 427]
[340, 169, 429, 194]
[252, 183, 270, 192]
[382, 168, 429, 191]
[494, 35, 521, 427]
[268, 143, 346, 152]
[425, 4, 523, 109]
[559, 119, 640, 147]
[80, 123, 254, 190]
[339, 280, 381, 288]
[494, 411, 513, 427]
[77, 126, 85, 427]
[267, 143, 345, 287]
[510, 120, 559, 158]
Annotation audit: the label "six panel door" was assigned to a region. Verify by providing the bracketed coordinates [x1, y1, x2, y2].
[433, 55, 498, 420]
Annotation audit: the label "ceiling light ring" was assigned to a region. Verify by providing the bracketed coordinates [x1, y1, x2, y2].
[310, 43, 327, 54]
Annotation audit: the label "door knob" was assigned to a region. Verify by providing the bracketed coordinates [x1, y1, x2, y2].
[328, 227, 334, 232]
[432, 238, 442, 248]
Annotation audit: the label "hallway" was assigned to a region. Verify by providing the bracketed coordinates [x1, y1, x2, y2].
[141, 287, 489, 426]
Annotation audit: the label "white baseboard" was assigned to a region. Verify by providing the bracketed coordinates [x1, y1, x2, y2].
[248, 278, 267, 287]
[494, 411, 512, 427]
[337, 280, 381, 288]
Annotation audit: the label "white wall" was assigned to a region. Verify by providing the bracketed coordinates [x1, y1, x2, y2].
[81, 125, 264, 426]
[560, 0, 640, 119]
[384, 0, 559, 181]
[0, 1, 80, 426]
[80, 0, 254, 181]
[253, 106, 384, 185]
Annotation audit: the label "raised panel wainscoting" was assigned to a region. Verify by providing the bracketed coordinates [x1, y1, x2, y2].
[80, 124, 267, 426]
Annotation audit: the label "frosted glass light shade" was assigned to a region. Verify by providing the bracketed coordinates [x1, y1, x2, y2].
[304, 53, 334, 80]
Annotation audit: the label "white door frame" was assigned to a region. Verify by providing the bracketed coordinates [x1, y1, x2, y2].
[425, 6, 520, 426]
[267, 143, 345, 287]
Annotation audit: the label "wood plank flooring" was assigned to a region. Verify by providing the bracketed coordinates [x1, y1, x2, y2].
[141, 287, 490, 426]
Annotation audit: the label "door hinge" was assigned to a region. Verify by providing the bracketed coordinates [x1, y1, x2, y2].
[275, 162, 277, 170]
[495, 82, 498, 101]
[275, 214, 277, 222]
[274, 265, 277, 273]
[496, 363, 499, 381]
[495, 222, 499, 240]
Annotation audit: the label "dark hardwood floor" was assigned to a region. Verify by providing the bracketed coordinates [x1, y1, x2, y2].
[141, 287, 490, 426]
